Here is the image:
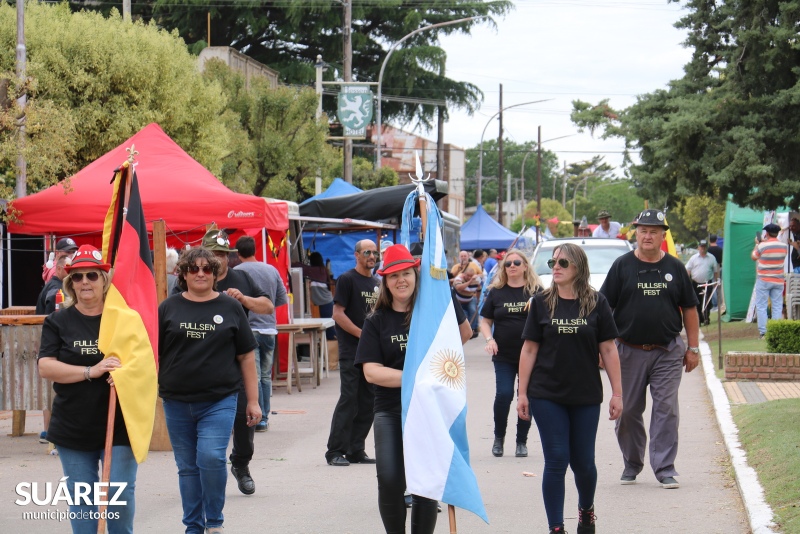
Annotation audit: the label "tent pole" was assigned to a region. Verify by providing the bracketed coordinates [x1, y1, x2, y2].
[6, 231, 11, 306]
[261, 229, 267, 264]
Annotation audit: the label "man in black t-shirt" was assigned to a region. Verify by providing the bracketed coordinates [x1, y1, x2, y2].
[325, 239, 380, 466]
[600, 210, 700, 490]
[200, 229, 273, 495]
[35, 255, 68, 315]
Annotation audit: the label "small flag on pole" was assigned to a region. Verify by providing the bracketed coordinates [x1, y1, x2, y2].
[98, 160, 158, 463]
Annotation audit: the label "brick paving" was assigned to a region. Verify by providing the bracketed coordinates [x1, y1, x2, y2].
[724, 380, 800, 404]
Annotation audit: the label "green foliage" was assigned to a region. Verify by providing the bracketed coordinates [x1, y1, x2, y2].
[464, 139, 559, 208]
[147, 0, 512, 129]
[203, 60, 339, 201]
[570, 0, 800, 211]
[765, 320, 800, 354]
[534, 198, 573, 238]
[674, 195, 726, 243]
[0, 2, 231, 196]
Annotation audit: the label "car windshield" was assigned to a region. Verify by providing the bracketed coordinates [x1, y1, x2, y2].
[533, 245, 628, 276]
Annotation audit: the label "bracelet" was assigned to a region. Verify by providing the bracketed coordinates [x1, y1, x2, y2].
[612, 394, 622, 398]
[84, 366, 92, 382]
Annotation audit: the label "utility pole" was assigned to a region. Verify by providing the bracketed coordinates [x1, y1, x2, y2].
[561, 160, 568, 207]
[315, 55, 326, 195]
[497, 83, 504, 225]
[437, 106, 445, 182]
[342, 0, 353, 183]
[536, 125, 542, 242]
[123, 0, 131, 21]
[15, 0, 26, 199]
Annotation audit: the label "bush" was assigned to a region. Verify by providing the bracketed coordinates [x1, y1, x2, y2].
[765, 320, 800, 354]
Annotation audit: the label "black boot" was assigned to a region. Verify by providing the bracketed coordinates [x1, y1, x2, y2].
[577, 505, 596, 534]
[491, 437, 504, 457]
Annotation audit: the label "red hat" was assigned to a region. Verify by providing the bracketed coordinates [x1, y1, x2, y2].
[65, 245, 111, 273]
[377, 244, 420, 276]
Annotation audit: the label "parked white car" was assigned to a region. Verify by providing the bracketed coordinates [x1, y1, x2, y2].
[531, 237, 633, 290]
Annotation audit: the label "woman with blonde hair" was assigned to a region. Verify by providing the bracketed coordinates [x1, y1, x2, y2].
[479, 249, 542, 458]
[517, 243, 623, 534]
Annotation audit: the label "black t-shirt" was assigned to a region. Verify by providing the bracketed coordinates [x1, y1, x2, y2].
[708, 245, 723, 267]
[35, 277, 63, 315]
[480, 285, 532, 364]
[171, 269, 270, 317]
[334, 269, 380, 360]
[355, 294, 468, 413]
[521, 293, 618, 405]
[600, 251, 698, 345]
[158, 293, 257, 403]
[38, 306, 130, 451]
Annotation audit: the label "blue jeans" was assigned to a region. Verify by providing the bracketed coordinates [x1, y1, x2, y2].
[530, 398, 600, 530]
[254, 332, 276, 423]
[459, 297, 477, 330]
[56, 445, 137, 534]
[162, 394, 238, 534]
[493, 361, 531, 444]
[755, 278, 784, 335]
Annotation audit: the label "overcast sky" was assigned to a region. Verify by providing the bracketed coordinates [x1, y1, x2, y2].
[407, 0, 695, 176]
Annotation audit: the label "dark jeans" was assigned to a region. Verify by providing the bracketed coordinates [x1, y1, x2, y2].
[493, 360, 531, 444]
[326, 358, 375, 460]
[374, 412, 438, 534]
[229, 385, 255, 469]
[530, 397, 600, 530]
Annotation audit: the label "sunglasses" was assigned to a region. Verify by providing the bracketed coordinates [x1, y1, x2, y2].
[547, 258, 572, 269]
[70, 271, 100, 283]
[361, 250, 380, 257]
[186, 265, 214, 275]
[504, 259, 523, 267]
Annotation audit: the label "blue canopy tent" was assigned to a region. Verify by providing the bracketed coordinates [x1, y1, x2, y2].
[299, 178, 361, 204]
[461, 205, 530, 251]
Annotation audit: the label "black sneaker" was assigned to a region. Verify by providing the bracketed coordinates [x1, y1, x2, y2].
[577, 505, 596, 534]
[549, 526, 567, 534]
[230, 465, 255, 495]
[620, 474, 636, 485]
[660, 476, 680, 489]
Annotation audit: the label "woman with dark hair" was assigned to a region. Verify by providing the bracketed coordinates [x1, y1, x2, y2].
[38, 244, 137, 534]
[356, 244, 471, 534]
[517, 243, 623, 534]
[158, 247, 259, 534]
[478, 248, 543, 458]
[307, 251, 336, 340]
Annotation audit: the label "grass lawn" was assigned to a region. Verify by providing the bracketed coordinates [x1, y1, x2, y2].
[700, 311, 766, 378]
[733, 399, 800, 533]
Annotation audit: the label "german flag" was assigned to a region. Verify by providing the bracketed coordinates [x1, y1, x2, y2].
[661, 215, 678, 258]
[98, 161, 158, 463]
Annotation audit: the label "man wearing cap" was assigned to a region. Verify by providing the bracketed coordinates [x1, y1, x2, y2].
[43, 237, 78, 283]
[36, 255, 69, 315]
[183, 228, 273, 494]
[685, 240, 719, 326]
[752, 223, 790, 339]
[325, 239, 380, 466]
[600, 209, 700, 490]
[592, 210, 622, 238]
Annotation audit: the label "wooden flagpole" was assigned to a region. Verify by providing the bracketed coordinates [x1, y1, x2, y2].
[449, 504, 458, 533]
[97, 152, 136, 534]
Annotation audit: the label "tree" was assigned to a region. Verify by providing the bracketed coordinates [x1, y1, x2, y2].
[571, 0, 800, 211]
[674, 195, 726, 244]
[0, 3, 234, 197]
[464, 139, 559, 209]
[145, 0, 511, 129]
[328, 157, 399, 192]
[203, 60, 339, 201]
[510, 198, 572, 237]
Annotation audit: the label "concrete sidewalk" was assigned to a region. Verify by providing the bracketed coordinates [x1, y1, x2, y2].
[0, 337, 748, 533]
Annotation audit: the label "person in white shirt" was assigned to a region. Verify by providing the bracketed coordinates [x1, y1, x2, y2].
[685, 240, 719, 326]
[592, 210, 622, 238]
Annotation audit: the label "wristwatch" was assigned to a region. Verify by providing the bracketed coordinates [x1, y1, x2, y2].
[688, 346, 700, 354]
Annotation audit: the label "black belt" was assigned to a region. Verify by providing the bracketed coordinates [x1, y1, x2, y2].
[616, 338, 669, 351]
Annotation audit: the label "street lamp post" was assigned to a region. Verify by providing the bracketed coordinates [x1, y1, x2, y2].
[475, 99, 551, 206]
[375, 16, 488, 169]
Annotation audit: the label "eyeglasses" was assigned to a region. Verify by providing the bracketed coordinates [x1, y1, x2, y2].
[70, 271, 100, 283]
[186, 265, 214, 275]
[361, 250, 380, 257]
[547, 258, 571, 269]
[504, 259, 523, 268]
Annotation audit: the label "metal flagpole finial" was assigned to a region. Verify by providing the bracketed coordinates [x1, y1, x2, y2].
[126, 144, 139, 164]
[409, 150, 431, 195]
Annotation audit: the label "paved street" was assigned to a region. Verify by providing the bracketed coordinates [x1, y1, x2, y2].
[1, 337, 748, 533]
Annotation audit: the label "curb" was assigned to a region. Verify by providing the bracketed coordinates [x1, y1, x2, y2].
[700, 341, 779, 533]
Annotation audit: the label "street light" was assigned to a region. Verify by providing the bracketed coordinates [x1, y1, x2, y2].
[475, 99, 551, 206]
[375, 15, 489, 169]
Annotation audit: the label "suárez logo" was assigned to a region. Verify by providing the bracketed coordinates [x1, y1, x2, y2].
[227, 210, 255, 218]
[15, 477, 127, 506]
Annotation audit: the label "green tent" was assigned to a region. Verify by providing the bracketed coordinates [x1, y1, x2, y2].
[722, 201, 763, 320]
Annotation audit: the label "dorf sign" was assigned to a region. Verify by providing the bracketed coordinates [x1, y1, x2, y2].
[337, 84, 373, 138]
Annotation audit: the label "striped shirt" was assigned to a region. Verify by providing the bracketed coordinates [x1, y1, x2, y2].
[754, 238, 789, 284]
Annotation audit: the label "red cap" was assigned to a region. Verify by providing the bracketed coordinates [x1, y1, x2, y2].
[377, 244, 420, 276]
[65, 245, 111, 273]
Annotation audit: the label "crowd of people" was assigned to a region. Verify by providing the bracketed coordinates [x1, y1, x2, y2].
[33, 206, 798, 534]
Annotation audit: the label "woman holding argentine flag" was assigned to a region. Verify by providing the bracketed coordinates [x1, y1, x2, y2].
[517, 243, 623, 534]
[356, 244, 472, 534]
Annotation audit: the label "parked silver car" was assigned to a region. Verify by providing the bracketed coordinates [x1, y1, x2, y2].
[531, 237, 633, 290]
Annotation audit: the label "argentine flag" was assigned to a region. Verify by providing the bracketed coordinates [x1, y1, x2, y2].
[400, 189, 488, 523]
